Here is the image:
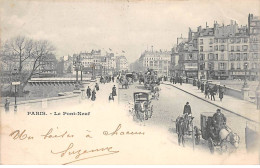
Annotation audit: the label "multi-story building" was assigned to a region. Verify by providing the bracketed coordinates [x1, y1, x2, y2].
[248, 14, 260, 80]
[197, 25, 215, 79]
[228, 26, 250, 79]
[71, 49, 120, 76]
[139, 49, 171, 76]
[38, 53, 57, 77]
[106, 53, 116, 75]
[171, 14, 260, 80]
[63, 55, 73, 73]
[116, 55, 128, 72]
[177, 41, 199, 78]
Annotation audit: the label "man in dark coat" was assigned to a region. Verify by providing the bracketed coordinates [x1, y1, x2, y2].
[112, 85, 117, 96]
[205, 87, 210, 99]
[219, 87, 224, 101]
[183, 102, 191, 115]
[86, 86, 91, 99]
[91, 89, 96, 101]
[201, 82, 204, 93]
[197, 80, 201, 90]
[180, 77, 182, 85]
[95, 83, 99, 91]
[112, 76, 114, 82]
[212, 109, 226, 134]
[210, 88, 215, 101]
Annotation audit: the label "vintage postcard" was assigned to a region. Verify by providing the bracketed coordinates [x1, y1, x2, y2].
[0, 0, 260, 165]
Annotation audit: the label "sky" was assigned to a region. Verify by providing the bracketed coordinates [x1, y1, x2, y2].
[1, 0, 260, 63]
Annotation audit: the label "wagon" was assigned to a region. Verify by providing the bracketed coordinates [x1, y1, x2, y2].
[133, 92, 153, 121]
[175, 113, 198, 147]
[195, 112, 240, 154]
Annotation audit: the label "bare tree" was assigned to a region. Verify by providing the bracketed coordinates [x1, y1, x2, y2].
[1, 36, 56, 96]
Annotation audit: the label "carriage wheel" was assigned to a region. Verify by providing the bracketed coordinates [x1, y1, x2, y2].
[220, 140, 228, 154]
[208, 138, 215, 154]
[194, 126, 200, 145]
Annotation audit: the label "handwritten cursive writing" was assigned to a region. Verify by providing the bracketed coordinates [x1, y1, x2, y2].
[41, 128, 74, 139]
[103, 124, 145, 136]
[9, 130, 34, 140]
[51, 143, 119, 165]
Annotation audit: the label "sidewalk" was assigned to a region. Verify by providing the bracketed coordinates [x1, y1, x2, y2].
[162, 81, 259, 124]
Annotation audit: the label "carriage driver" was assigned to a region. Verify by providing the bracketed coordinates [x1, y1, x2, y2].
[212, 109, 227, 135]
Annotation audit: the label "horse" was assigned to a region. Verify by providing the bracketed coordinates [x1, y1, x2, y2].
[219, 127, 240, 153]
[120, 79, 129, 89]
[176, 116, 186, 147]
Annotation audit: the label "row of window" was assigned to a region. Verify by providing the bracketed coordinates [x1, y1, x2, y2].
[199, 37, 250, 45]
[199, 62, 259, 70]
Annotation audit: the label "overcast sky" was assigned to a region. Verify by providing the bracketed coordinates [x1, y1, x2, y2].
[1, 0, 259, 63]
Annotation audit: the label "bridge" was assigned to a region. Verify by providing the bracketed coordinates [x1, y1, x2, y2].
[28, 78, 94, 86]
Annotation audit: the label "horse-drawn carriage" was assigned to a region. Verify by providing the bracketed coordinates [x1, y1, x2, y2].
[195, 112, 240, 153]
[133, 92, 153, 121]
[119, 75, 129, 89]
[175, 113, 197, 146]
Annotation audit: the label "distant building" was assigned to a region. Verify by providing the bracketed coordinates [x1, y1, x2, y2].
[139, 49, 171, 76]
[116, 55, 128, 72]
[38, 54, 57, 77]
[70, 49, 124, 76]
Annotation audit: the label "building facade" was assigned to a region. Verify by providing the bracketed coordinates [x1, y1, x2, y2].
[171, 14, 260, 80]
[139, 50, 171, 76]
[116, 55, 128, 72]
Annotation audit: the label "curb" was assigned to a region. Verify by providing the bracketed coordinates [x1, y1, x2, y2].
[162, 82, 259, 124]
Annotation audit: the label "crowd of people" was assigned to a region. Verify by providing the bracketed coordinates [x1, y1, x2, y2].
[85, 75, 118, 103]
[168, 76, 226, 102]
[195, 80, 226, 102]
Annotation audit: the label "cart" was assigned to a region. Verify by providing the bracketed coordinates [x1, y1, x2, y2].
[133, 92, 153, 121]
[195, 112, 240, 154]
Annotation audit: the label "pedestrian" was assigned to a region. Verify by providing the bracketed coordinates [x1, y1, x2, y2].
[91, 89, 96, 101]
[186, 77, 188, 83]
[173, 77, 175, 84]
[212, 109, 226, 135]
[197, 80, 201, 90]
[95, 83, 99, 91]
[180, 77, 182, 85]
[201, 82, 204, 93]
[205, 87, 210, 99]
[218, 85, 221, 95]
[219, 87, 224, 101]
[183, 102, 191, 115]
[4, 98, 10, 112]
[223, 85, 226, 94]
[213, 84, 218, 95]
[86, 86, 91, 99]
[112, 85, 117, 96]
[108, 93, 114, 102]
[210, 88, 215, 101]
[112, 76, 114, 82]
[193, 78, 196, 86]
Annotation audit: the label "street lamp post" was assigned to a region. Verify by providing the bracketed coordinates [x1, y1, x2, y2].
[80, 64, 83, 82]
[243, 63, 248, 88]
[12, 68, 20, 113]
